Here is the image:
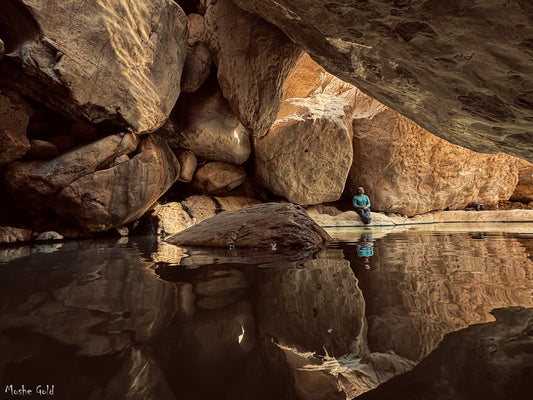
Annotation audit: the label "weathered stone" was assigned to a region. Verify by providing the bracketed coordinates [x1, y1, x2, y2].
[27, 139, 59, 159]
[56, 135, 180, 231]
[282, 54, 357, 116]
[510, 160, 533, 203]
[5, 133, 141, 212]
[48, 135, 77, 152]
[176, 149, 198, 182]
[0, 87, 31, 166]
[0, 0, 187, 133]
[193, 162, 246, 194]
[167, 202, 331, 248]
[0, 38, 4, 59]
[347, 105, 520, 216]
[180, 195, 261, 223]
[135, 202, 195, 237]
[232, 0, 533, 162]
[204, 0, 303, 137]
[177, 87, 251, 164]
[35, 231, 64, 241]
[0, 226, 32, 244]
[255, 94, 353, 206]
[358, 307, 533, 400]
[181, 13, 212, 93]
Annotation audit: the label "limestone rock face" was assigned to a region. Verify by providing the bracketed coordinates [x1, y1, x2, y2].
[193, 162, 246, 195]
[56, 135, 180, 231]
[255, 94, 353, 206]
[510, 160, 533, 203]
[204, 0, 303, 137]
[358, 307, 533, 400]
[177, 87, 251, 164]
[167, 202, 331, 249]
[181, 13, 212, 93]
[0, 87, 31, 166]
[233, 0, 533, 162]
[0, 0, 187, 133]
[347, 106, 520, 216]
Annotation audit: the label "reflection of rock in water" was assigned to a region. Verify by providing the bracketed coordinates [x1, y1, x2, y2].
[354, 232, 533, 361]
[255, 248, 367, 358]
[357, 307, 533, 400]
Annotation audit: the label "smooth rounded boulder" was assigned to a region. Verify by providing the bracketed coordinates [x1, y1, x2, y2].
[167, 202, 331, 249]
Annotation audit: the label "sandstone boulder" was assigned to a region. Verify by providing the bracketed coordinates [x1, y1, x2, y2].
[255, 94, 353, 206]
[204, 0, 303, 137]
[176, 149, 198, 182]
[56, 135, 180, 231]
[233, 0, 533, 162]
[181, 14, 212, 93]
[0, 226, 32, 244]
[5, 133, 141, 212]
[510, 160, 533, 203]
[135, 202, 195, 237]
[180, 195, 261, 223]
[27, 139, 59, 159]
[193, 162, 246, 194]
[347, 105, 520, 216]
[0, 0, 187, 133]
[0, 87, 31, 166]
[176, 87, 251, 164]
[167, 202, 331, 249]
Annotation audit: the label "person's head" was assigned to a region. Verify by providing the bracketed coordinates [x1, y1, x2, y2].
[357, 187, 365, 195]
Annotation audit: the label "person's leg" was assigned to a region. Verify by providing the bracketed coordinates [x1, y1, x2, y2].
[363, 209, 371, 224]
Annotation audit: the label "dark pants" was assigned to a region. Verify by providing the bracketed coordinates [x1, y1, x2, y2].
[355, 208, 371, 224]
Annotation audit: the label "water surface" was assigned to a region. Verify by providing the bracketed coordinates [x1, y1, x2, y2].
[0, 227, 532, 399]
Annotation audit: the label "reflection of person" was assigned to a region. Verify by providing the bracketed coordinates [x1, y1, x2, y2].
[465, 201, 485, 211]
[356, 234, 374, 269]
[353, 187, 371, 224]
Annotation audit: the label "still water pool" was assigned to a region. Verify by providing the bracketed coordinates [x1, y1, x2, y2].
[0, 226, 532, 399]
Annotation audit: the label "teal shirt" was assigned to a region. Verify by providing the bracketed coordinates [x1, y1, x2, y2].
[353, 195, 370, 208]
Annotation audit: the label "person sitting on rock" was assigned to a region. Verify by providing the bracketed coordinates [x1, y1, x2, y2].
[465, 201, 485, 211]
[353, 186, 371, 224]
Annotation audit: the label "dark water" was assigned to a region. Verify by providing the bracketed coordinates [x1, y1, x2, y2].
[0, 229, 532, 399]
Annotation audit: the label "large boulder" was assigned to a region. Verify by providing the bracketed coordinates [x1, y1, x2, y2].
[192, 161, 247, 194]
[232, 0, 533, 162]
[167, 202, 331, 249]
[203, 0, 303, 137]
[255, 94, 353, 206]
[56, 135, 180, 231]
[0, 0, 187, 133]
[181, 13, 212, 93]
[347, 105, 520, 216]
[175, 86, 251, 164]
[0, 87, 32, 166]
[5, 133, 180, 231]
[510, 160, 533, 203]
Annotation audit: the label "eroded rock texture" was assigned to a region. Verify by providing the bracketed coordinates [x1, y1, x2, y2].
[347, 104, 520, 216]
[0, 0, 187, 133]
[510, 160, 533, 203]
[233, 0, 533, 161]
[5, 133, 180, 231]
[0, 87, 31, 166]
[203, 0, 303, 137]
[167, 202, 331, 248]
[192, 161, 247, 195]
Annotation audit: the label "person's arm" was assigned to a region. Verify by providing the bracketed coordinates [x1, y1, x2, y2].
[366, 196, 371, 208]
